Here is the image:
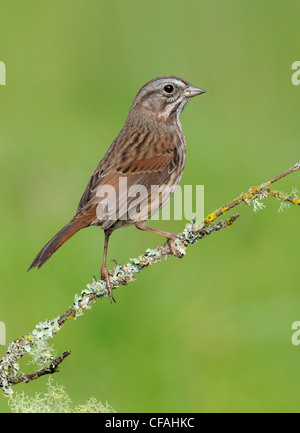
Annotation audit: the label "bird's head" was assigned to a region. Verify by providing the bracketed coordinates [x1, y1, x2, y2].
[131, 76, 206, 123]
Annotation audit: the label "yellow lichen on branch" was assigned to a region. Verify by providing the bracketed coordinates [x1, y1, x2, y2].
[198, 162, 300, 232]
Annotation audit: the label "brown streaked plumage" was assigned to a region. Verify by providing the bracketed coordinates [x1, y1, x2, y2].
[28, 76, 206, 302]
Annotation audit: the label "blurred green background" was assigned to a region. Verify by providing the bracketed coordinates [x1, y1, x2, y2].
[0, 0, 299, 413]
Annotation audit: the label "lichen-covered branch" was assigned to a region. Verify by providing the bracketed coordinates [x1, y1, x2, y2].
[0, 162, 299, 397]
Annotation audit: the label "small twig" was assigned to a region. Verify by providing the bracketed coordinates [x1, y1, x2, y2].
[9, 351, 71, 385]
[0, 162, 299, 396]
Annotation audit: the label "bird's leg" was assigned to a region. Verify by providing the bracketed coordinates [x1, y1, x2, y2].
[135, 221, 180, 257]
[101, 230, 116, 303]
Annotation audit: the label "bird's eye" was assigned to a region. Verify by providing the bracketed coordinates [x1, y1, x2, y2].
[164, 84, 174, 94]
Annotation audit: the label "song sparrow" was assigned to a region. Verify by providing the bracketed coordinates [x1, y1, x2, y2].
[29, 76, 205, 302]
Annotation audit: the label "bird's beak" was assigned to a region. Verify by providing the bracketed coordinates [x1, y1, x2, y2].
[184, 86, 206, 98]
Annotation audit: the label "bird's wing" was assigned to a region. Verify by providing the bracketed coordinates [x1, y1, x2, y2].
[76, 129, 180, 228]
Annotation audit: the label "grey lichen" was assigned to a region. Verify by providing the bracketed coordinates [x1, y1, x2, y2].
[32, 317, 60, 340]
[8, 377, 116, 413]
[27, 340, 57, 371]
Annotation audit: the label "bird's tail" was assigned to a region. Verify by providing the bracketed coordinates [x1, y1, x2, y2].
[28, 216, 86, 271]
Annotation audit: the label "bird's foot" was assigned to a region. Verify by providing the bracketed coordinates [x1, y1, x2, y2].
[101, 267, 116, 304]
[167, 234, 183, 258]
